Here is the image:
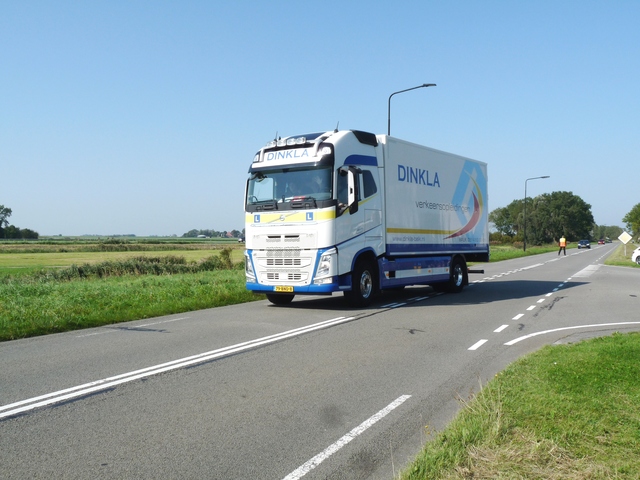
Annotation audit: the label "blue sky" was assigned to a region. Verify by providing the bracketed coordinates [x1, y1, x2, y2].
[2, 1, 638, 236]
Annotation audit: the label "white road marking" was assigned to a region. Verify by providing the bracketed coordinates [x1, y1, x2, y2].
[1, 316, 356, 419]
[573, 265, 601, 277]
[382, 302, 405, 308]
[522, 263, 543, 270]
[494, 325, 509, 333]
[468, 339, 488, 350]
[505, 322, 640, 346]
[526, 306, 536, 311]
[512, 314, 524, 321]
[282, 395, 411, 480]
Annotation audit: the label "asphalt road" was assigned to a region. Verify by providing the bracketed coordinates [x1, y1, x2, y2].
[2, 243, 639, 479]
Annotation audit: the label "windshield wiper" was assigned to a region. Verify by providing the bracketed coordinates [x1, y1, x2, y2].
[252, 199, 279, 210]
[290, 196, 317, 209]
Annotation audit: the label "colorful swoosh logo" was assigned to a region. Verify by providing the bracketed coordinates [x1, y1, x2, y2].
[445, 190, 480, 239]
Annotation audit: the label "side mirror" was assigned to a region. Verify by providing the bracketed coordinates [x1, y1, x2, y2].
[347, 169, 358, 214]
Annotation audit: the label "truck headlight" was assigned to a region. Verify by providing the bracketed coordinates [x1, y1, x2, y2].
[245, 253, 256, 282]
[314, 248, 336, 283]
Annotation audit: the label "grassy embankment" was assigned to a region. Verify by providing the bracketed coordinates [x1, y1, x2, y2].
[0, 238, 256, 341]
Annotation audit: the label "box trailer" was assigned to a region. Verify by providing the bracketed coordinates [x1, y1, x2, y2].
[244, 130, 489, 306]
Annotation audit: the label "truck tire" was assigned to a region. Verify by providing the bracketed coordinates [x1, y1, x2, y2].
[345, 259, 375, 307]
[446, 257, 467, 293]
[266, 293, 295, 305]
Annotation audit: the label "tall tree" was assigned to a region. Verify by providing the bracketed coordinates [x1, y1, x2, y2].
[0, 205, 12, 228]
[0, 205, 12, 238]
[489, 206, 513, 236]
[529, 191, 594, 243]
[623, 203, 640, 239]
[489, 192, 595, 245]
[489, 200, 523, 238]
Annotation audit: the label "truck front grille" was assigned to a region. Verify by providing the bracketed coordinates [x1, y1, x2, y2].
[267, 258, 302, 266]
[255, 247, 311, 285]
[266, 272, 303, 281]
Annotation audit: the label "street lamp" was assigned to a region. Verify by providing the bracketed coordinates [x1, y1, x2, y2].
[387, 83, 436, 136]
[523, 175, 550, 251]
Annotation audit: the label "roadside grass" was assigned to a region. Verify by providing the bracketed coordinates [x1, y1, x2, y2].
[488, 243, 566, 262]
[399, 332, 640, 479]
[604, 242, 640, 268]
[0, 247, 259, 341]
[0, 268, 256, 341]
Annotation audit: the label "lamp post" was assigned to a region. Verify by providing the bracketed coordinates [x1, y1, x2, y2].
[523, 175, 550, 251]
[387, 83, 436, 136]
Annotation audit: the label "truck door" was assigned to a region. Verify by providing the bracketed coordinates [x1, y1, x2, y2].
[335, 166, 382, 274]
[336, 167, 363, 273]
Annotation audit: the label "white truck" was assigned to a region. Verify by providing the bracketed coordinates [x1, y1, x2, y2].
[244, 129, 489, 307]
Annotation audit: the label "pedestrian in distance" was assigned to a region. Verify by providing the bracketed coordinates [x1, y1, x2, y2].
[558, 235, 566, 256]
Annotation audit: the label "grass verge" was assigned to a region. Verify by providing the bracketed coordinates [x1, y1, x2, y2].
[0, 251, 262, 341]
[399, 332, 640, 479]
[489, 243, 567, 262]
[0, 269, 258, 341]
[604, 243, 640, 268]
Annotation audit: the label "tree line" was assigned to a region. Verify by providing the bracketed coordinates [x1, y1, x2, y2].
[182, 228, 243, 239]
[0, 205, 39, 239]
[488, 191, 632, 245]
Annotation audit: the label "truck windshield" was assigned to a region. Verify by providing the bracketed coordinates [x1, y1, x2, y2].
[247, 166, 333, 205]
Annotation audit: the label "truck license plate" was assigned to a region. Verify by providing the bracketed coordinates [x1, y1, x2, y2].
[275, 286, 294, 292]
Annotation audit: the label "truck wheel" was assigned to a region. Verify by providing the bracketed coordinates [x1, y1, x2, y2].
[266, 293, 295, 305]
[345, 259, 375, 307]
[447, 258, 466, 293]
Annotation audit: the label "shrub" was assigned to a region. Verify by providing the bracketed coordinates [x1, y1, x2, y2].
[8, 253, 241, 284]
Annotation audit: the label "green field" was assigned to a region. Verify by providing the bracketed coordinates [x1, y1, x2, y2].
[0, 248, 245, 276]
